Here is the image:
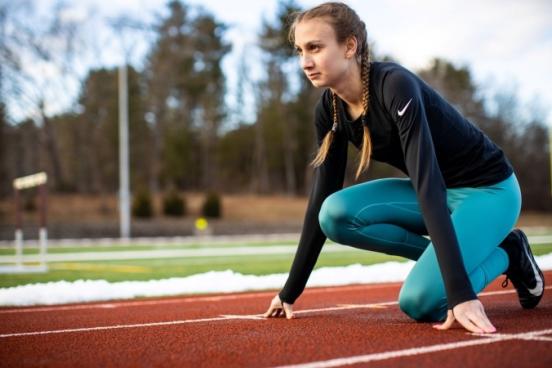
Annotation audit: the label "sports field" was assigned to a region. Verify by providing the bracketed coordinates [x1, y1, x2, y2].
[1, 236, 551, 289]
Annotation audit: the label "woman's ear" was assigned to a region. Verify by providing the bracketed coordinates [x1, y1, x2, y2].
[345, 35, 358, 59]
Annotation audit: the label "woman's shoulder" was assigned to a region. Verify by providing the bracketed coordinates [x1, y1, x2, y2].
[372, 61, 424, 108]
[373, 60, 411, 74]
[374, 61, 417, 87]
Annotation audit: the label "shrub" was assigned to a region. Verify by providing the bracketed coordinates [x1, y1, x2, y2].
[163, 190, 186, 217]
[132, 189, 153, 218]
[201, 191, 222, 218]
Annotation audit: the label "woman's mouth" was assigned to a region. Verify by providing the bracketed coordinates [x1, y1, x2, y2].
[307, 72, 320, 79]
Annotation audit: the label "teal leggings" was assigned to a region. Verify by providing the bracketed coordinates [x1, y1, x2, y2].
[318, 172, 522, 322]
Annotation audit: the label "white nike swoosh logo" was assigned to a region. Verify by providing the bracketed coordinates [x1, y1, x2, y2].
[397, 98, 413, 116]
[524, 245, 544, 296]
[528, 281, 543, 296]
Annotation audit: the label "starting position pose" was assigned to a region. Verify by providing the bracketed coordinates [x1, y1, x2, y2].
[263, 2, 545, 333]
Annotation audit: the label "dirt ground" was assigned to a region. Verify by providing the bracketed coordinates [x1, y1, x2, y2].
[1, 192, 551, 227]
[0, 192, 308, 225]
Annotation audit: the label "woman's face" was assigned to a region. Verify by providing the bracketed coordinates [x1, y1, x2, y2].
[294, 18, 355, 88]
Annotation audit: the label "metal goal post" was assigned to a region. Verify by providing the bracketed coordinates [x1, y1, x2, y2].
[2, 172, 49, 273]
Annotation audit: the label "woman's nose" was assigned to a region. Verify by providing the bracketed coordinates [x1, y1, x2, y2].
[301, 55, 314, 69]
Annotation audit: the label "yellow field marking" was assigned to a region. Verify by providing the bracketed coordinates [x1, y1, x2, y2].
[50, 263, 150, 273]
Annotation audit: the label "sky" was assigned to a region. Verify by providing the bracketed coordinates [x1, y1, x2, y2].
[9, 0, 552, 126]
[207, 0, 552, 125]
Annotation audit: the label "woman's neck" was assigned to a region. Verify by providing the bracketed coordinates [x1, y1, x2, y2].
[330, 62, 363, 110]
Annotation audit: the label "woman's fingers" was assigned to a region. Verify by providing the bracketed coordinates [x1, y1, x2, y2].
[455, 309, 494, 334]
[270, 307, 281, 317]
[448, 299, 496, 334]
[468, 306, 496, 333]
[264, 295, 294, 319]
[263, 295, 295, 319]
[262, 306, 274, 318]
[283, 303, 295, 319]
[478, 304, 497, 333]
[263, 295, 281, 318]
[454, 312, 484, 333]
[432, 310, 455, 330]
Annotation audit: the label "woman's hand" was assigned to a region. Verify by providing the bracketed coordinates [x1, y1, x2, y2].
[433, 299, 496, 334]
[263, 294, 295, 319]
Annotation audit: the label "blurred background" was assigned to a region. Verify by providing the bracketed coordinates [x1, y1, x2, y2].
[0, 0, 550, 299]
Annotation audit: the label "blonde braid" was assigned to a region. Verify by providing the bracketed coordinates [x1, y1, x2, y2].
[355, 46, 373, 180]
[331, 91, 338, 132]
[310, 91, 337, 167]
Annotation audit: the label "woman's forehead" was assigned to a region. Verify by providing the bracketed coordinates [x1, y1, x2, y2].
[294, 18, 336, 47]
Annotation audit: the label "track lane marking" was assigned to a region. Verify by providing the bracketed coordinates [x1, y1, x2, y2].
[271, 329, 552, 368]
[0, 302, 396, 338]
[2, 277, 541, 314]
[1, 286, 550, 339]
[0, 283, 403, 314]
[471, 331, 552, 342]
[0, 317, 229, 338]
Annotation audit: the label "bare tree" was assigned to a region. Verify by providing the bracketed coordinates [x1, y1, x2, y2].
[0, 0, 88, 190]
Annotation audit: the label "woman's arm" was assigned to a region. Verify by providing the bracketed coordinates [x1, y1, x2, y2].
[382, 69, 477, 309]
[278, 91, 349, 304]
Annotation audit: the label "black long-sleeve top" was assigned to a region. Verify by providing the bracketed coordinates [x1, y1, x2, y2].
[278, 61, 514, 310]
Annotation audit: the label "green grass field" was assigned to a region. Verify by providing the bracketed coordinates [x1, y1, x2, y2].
[1, 242, 551, 289]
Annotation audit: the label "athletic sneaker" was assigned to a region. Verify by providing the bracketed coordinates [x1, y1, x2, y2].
[499, 228, 545, 309]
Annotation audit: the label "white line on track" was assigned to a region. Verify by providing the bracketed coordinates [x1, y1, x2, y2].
[220, 314, 266, 320]
[0, 302, 396, 338]
[0, 279, 532, 315]
[271, 329, 552, 368]
[473, 332, 552, 342]
[1, 286, 550, 339]
[0, 283, 402, 314]
[0, 317, 232, 338]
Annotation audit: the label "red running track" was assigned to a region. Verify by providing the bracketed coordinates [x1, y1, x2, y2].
[1, 272, 551, 367]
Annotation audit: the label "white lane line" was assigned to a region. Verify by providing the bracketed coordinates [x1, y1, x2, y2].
[472, 331, 552, 342]
[336, 304, 387, 309]
[0, 317, 230, 338]
[298, 301, 398, 315]
[271, 329, 552, 368]
[526, 336, 552, 342]
[4, 266, 549, 315]
[0, 278, 536, 315]
[294, 285, 551, 315]
[1, 285, 550, 339]
[479, 285, 552, 297]
[220, 314, 266, 320]
[0, 283, 402, 314]
[0, 302, 396, 339]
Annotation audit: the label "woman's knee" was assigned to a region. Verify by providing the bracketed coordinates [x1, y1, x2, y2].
[398, 284, 446, 322]
[318, 192, 351, 242]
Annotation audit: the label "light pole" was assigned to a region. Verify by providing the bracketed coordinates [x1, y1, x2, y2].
[549, 124, 552, 197]
[111, 17, 137, 240]
[111, 16, 154, 239]
[118, 63, 130, 239]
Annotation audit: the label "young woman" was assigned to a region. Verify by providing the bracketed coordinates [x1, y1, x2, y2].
[262, 2, 545, 334]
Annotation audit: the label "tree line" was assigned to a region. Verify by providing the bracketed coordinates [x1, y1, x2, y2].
[1, 0, 550, 211]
